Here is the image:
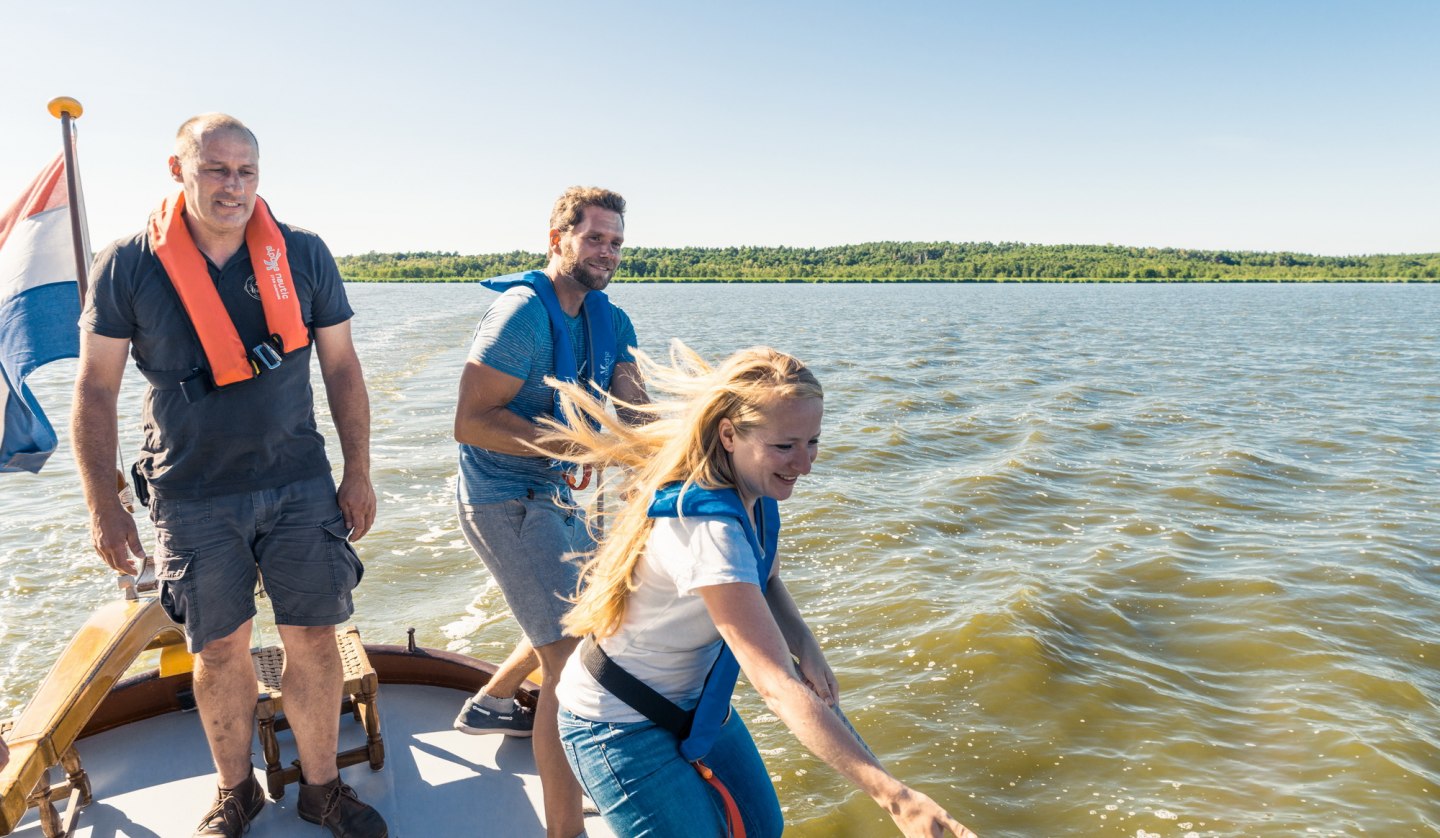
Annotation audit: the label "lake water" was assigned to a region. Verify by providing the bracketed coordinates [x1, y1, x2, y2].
[2, 282, 1437, 837]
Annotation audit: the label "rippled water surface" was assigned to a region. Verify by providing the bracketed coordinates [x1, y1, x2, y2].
[3, 283, 1437, 836]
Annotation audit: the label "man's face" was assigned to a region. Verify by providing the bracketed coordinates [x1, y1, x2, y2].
[555, 207, 624, 291]
[171, 128, 259, 242]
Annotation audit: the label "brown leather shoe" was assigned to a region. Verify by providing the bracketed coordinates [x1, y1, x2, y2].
[193, 774, 265, 837]
[297, 777, 388, 837]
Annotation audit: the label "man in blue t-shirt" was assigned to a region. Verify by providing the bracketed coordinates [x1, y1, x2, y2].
[452, 186, 646, 838]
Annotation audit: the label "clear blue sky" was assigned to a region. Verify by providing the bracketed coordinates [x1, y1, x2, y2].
[2, 0, 1435, 257]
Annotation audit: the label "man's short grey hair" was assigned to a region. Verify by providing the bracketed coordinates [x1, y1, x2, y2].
[174, 113, 259, 162]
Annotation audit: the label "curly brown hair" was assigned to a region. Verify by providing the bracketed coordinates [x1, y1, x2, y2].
[549, 186, 626, 235]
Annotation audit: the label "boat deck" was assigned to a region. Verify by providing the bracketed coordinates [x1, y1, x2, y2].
[8, 684, 614, 837]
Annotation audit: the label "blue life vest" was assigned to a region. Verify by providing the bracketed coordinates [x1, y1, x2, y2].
[648, 482, 781, 761]
[481, 270, 618, 421]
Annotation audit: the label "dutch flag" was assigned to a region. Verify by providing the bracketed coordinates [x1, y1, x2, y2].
[0, 153, 85, 473]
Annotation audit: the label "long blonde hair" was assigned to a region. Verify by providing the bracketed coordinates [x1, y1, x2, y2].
[546, 341, 823, 640]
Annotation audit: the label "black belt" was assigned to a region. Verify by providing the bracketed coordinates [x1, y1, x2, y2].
[139, 367, 213, 404]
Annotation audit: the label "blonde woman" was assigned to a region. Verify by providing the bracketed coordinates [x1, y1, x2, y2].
[549, 343, 975, 838]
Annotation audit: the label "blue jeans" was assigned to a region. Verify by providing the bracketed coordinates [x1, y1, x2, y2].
[559, 707, 783, 838]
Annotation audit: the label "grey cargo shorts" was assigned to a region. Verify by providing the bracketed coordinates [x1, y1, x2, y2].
[457, 494, 593, 647]
[151, 474, 364, 652]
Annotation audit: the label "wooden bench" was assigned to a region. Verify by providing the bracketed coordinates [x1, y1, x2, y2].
[251, 626, 384, 800]
[1, 715, 90, 838]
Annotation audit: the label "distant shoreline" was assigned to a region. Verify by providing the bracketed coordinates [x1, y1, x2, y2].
[336, 242, 1440, 283]
[341, 275, 1436, 284]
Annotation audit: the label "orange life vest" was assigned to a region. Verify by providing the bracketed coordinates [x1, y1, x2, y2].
[147, 191, 309, 388]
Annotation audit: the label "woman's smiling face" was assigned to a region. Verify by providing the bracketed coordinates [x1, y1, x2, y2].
[720, 396, 823, 508]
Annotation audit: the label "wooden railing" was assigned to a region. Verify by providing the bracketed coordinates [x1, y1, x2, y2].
[0, 599, 184, 836]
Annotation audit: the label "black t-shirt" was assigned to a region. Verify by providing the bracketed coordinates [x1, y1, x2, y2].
[82, 220, 353, 500]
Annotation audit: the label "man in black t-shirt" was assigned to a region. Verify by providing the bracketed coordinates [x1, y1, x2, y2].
[73, 113, 386, 838]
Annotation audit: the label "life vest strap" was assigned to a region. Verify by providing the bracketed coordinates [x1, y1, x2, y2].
[579, 639, 747, 838]
[644, 484, 779, 762]
[479, 270, 619, 419]
[693, 759, 746, 838]
[564, 464, 594, 491]
[138, 367, 214, 404]
[138, 331, 288, 404]
[578, 637, 693, 738]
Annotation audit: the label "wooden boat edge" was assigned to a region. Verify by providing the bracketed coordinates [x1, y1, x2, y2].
[1, 598, 526, 836]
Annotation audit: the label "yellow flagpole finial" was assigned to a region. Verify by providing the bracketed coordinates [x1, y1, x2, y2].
[47, 96, 84, 119]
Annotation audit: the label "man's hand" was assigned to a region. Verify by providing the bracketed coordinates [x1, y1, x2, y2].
[337, 471, 376, 541]
[89, 501, 147, 575]
[73, 332, 142, 575]
[315, 320, 374, 541]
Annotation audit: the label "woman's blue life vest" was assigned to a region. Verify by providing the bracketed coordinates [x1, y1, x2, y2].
[480, 270, 618, 423]
[648, 482, 781, 761]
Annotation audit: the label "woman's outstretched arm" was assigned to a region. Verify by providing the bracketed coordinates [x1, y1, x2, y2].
[764, 576, 839, 706]
[699, 582, 976, 838]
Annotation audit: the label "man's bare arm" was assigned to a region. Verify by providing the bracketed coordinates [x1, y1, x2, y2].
[609, 360, 648, 427]
[315, 320, 376, 540]
[72, 332, 145, 574]
[454, 360, 566, 456]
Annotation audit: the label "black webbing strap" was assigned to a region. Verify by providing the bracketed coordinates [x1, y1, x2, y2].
[579, 637, 694, 739]
[138, 366, 213, 404]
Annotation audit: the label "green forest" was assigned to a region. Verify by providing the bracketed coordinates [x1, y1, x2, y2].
[336, 242, 1440, 282]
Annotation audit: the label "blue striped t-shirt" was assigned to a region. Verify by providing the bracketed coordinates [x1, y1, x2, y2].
[457, 285, 637, 505]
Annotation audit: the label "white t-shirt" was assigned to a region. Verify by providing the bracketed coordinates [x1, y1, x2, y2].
[557, 515, 762, 723]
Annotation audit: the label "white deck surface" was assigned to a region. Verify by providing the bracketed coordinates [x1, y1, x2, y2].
[10, 684, 614, 837]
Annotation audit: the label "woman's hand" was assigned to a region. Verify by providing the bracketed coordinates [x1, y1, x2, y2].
[885, 785, 977, 837]
[703, 582, 974, 836]
[766, 576, 838, 705]
[795, 644, 839, 706]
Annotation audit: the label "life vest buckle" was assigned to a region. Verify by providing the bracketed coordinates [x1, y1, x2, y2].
[251, 340, 283, 371]
[179, 368, 213, 404]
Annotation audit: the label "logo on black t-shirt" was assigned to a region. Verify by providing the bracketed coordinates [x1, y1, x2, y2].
[244, 274, 261, 301]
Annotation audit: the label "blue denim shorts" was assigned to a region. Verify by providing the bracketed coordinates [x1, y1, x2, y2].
[558, 706, 782, 838]
[457, 496, 592, 647]
[150, 474, 363, 652]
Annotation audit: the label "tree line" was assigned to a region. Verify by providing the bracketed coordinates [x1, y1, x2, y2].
[336, 242, 1440, 281]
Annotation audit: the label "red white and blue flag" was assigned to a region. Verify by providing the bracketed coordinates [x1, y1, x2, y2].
[0, 153, 86, 473]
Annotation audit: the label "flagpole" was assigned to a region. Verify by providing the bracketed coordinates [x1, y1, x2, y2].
[44, 97, 141, 551]
[47, 96, 89, 304]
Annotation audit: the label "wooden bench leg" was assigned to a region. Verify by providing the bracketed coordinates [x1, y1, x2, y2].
[357, 679, 384, 770]
[256, 699, 286, 800]
[30, 768, 60, 838]
[59, 747, 91, 809]
[25, 747, 92, 838]
[251, 629, 386, 798]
